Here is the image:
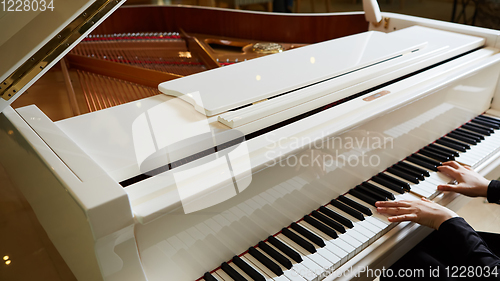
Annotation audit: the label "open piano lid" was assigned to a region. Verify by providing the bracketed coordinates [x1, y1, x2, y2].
[0, 0, 125, 113]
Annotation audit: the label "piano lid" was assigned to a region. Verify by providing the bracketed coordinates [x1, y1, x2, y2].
[0, 0, 126, 113]
[158, 28, 429, 116]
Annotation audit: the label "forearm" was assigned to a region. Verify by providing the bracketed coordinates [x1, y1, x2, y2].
[487, 180, 500, 204]
[438, 217, 500, 268]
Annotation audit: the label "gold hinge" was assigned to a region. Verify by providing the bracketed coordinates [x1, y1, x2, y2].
[1, 0, 122, 101]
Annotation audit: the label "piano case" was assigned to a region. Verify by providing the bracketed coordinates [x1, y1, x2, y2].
[1, 2, 500, 281]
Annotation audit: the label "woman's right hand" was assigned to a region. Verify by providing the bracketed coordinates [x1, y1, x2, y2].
[437, 161, 490, 198]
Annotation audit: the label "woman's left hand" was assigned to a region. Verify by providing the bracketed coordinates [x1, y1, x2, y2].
[376, 197, 459, 230]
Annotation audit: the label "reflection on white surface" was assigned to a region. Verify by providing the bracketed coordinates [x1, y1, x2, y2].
[383, 103, 455, 138]
[228, 143, 252, 193]
[453, 85, 485, 92]
[136, 78, 495, 280]
[132, 114, 157, 166]
[132, 93, 253, 214]
[174, 157, 236, 214]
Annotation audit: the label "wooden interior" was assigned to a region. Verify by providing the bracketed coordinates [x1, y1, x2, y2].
[12, 5, 368, 121]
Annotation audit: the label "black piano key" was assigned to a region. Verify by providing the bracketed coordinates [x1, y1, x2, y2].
[435, 139, 467, 153]
[392, 164, 425, 180]
[471, 119, 500, 130]
[348, 189, 377, 207]
[467, 121, 495, 131]
[447, 133, 477, 145]
[421, 146, 455, 160]
[451, 129, 482, 142]
[411, 153, 442, 167]
[377, 173, 411, 191]
[330, 200, 365, 220]
[454, 128, 484, 140]
[233, 255, 266, 281]
[248, 247, 284, 276]
[355, 185, 388, 202]
[303, 215, 339, 239]
[467, 121, 496, 132]
[428, 143, 460, 157]
[281, 228, 316, 254]
[476, 115, 500, 125]
[461, 124, 491, 136]
[397, 161, 431, 177]
[258, 241, 293, 270]
[361, 181, 396, 199]
[338, 195, 372, 216]
[204, 272, 218, 281]
[319, 206, 354, 228]
[290, 222, 326, 247]
[440, 137, 471, 150]
[311, 210, 346, 233]
[406, 156, 438, 171]
[386, 167, 419, 183]
[267, 236, 302, 263]
[371, 176, 406, 193]
[221, 262, 248, 281]
[418, 149, 451, 162]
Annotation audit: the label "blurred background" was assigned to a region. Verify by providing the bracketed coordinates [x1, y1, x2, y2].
[125, 0, 499, 29]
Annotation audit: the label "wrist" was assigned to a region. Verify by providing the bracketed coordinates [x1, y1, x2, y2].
[434, 211, 458, 230]
[480, 179, 491, 197]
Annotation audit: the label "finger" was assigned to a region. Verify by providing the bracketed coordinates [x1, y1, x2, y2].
[442, 161, 460, 169]
[421, 197, 432, 203]
[377, 207, 414, 215]
[437, 165, 460, 178]
[437, 184, 466, 193]
[388, 213, 418, 223]
[375, 200, 412, 208]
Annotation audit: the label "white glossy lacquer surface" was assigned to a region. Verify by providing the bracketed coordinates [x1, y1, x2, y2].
[56, 95, 228, 182]
[55, 26, 486, 187]
[6, 12, 500, 281]
[135, 70, 500, 280]
[159, 27, 430, 116]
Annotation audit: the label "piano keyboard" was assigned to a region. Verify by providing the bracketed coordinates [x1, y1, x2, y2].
[199, 113, 500, 281]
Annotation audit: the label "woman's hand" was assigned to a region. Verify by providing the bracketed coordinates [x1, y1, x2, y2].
[437, 161, 490, 198]
[376, 197, 458, 230]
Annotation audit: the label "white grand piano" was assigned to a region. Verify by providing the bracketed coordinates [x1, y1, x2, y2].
[1, 1, 500, 281]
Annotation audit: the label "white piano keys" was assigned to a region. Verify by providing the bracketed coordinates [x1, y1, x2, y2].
[264, 241, 319, 281]
[228, 261, 255, 280]
[454, 127, 500, 166]
[325, 204, 382, 238]
[249, 248, 308, 281]
[197, 114, 500, 281]
[239, 254, 280, 281]
[287, 227, 342, 268]
[275, 234, 332, 278]
[299, 223, 351, 262]
[214, 268, 235, 281]
[379, 172, 435, 198]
